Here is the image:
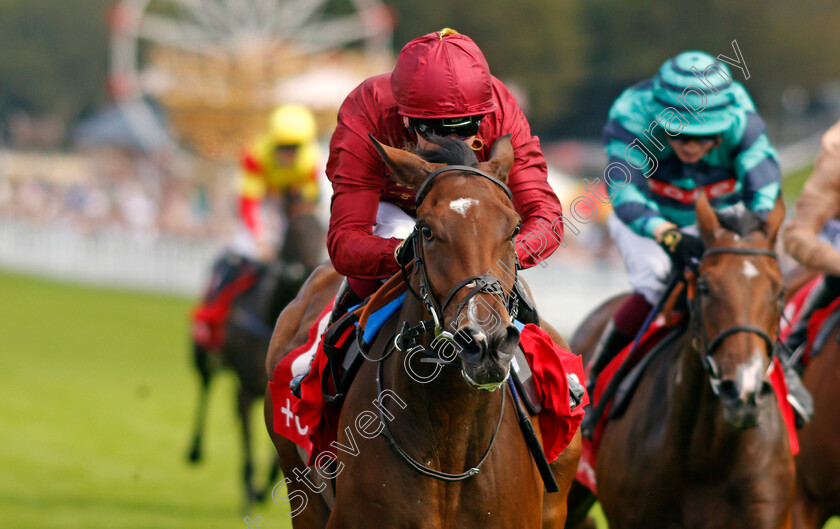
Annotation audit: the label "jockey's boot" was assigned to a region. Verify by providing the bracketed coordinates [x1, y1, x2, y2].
[328, 278, 363, 327]
[584, 320, 634, 408]
[779, 276, 839, 427]
[579, 320, 634, 439]
[290, 278, 362, 398]
[780, 360, 814, 428]
[783, 276, 839, 362]
[513, 278, 540, 326]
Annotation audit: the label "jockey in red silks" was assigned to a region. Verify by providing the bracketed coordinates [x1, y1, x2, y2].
[326, 28, 565, 316]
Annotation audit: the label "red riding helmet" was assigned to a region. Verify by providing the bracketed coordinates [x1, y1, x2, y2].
[391, 28, 499, 119]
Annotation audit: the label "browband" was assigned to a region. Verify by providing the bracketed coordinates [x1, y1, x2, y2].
[415, 165, 513, 207]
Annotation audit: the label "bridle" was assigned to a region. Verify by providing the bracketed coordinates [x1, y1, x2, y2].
[395, 165, 519, 355]
[689, 246, 782, 396]
[377, 164, 517, 482]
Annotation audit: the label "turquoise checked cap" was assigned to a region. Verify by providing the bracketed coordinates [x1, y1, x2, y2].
[653, 51, 737, 135]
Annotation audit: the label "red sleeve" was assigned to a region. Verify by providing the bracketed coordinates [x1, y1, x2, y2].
[490, 79, 564, 268]
[326, 76, 404, 279]
[240, 196, 262, 238]
[240, 148, 263, 173]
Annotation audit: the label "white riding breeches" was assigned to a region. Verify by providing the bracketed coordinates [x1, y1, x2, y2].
[607, 212, 699, 305]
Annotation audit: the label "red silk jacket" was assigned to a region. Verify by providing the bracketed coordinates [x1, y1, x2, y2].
[326, 73, 564, 280]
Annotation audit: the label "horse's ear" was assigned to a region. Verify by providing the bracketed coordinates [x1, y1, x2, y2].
[480, 134, 514, 184]
[762, 192, 786, 243]
[695, 192, 721, 243]
[368, 134, 434, 189]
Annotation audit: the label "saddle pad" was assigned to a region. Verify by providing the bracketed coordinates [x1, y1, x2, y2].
[780, 276, 821, 341]
[780, 275, 840, 364]
[805, 297, 840, 361]
[191, 267, 259, 350]
[268, 301, 335, 463]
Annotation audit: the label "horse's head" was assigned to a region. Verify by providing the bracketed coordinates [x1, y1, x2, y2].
[371, 134, 521, 391]
[691, 193, 786, 429]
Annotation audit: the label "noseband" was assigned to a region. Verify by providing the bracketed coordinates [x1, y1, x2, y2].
[689, 246, 781, 396]
[396, 165, 518, 355]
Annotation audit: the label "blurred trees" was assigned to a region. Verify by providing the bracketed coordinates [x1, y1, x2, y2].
[0, 0, 111, 125]
[1, 0, 839, 140]
[388, 0, 588, 134]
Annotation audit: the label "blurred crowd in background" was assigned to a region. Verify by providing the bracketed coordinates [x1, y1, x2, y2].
[2, 0, 840, 286]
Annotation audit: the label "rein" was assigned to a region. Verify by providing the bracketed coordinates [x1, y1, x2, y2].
[375, 350, 506, 481]
[689, 246, 781, 395]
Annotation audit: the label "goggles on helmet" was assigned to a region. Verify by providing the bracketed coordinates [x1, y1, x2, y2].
[409, 115, 484, 139]
[670, 133, 721, 145]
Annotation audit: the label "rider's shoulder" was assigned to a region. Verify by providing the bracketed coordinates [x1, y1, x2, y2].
[607, 79, 657, 132]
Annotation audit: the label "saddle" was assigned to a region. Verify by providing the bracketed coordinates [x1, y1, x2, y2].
[191, 252, 260, 350]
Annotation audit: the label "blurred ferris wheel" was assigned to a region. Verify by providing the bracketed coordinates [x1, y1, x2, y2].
[108, 0, 394, 160]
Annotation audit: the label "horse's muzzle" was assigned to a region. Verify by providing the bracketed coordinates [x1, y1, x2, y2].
[718, 378, 773, 430]
[454, 323, 519, 391]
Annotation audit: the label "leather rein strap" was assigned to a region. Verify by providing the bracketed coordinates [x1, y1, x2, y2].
[375, 353, 506, 481]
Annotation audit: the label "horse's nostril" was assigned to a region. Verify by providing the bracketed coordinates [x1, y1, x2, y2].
[454, 328, 484, 363]
[718, 379, 740, 401]
[760, 380, 774, 397]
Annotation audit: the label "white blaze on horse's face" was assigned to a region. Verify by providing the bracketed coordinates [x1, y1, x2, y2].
[449, 197, 478, 217]
[738, 352, 765, 396]
[742, 260, 759, 280]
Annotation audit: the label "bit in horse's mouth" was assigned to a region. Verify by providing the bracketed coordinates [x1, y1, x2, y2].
[461, 365, 511, 391]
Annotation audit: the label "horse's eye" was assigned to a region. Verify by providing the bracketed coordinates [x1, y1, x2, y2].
[511, 225, 520, 239]
[420, 225, 434, 240]
[697, 280, 710, 295]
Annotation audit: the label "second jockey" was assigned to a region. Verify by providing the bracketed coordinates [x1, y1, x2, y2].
[587, 51, 812, 424]
[782, 120, 840, 361]
[236, 104, 325, 269]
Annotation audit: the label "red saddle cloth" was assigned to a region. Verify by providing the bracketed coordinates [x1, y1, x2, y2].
[190, 269, 258, 350]
[269, 277, 587, 465]
[576, 314, 799, 494]
[781, 275, 840, 363]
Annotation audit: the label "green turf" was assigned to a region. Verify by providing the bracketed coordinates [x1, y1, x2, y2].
[2, 270, 839, 529]
[0, 271, 291, 529]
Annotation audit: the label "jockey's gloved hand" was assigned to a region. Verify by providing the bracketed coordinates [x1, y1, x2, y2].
[394, 231, 415, 267]
[659, 228, 705, 270]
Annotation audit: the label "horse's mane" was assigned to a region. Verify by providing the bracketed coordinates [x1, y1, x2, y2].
[716, 203, 765, 237]
[415, 135, 479, 167]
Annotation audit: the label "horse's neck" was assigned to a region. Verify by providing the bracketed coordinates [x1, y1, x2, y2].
[384, 297, 504, 464]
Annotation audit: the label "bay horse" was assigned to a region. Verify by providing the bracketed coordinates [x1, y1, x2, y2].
[566, 195, 794, 529]
[264, 135, 581, 528]
[187, 211, 324, 506]
[788, 274, 840, 529]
